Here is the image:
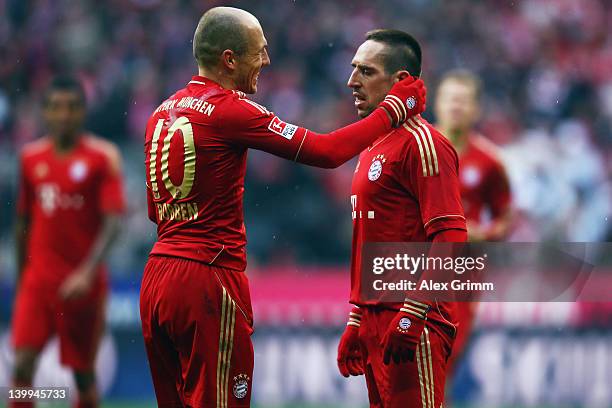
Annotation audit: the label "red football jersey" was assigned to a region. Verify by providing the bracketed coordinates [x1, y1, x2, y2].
[349, 116, 466, 329]
[144, 76, 312, 271]
[458, 134, 511, 222]
[17, 135, 125, 287]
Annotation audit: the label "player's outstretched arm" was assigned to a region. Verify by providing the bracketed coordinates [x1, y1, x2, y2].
[228, 77, 426, 168]
[296, 77, 426, 168]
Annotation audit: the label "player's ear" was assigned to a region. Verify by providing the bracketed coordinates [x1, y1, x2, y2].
[393, 70, 411, 84]
[221, 49, 236, 70]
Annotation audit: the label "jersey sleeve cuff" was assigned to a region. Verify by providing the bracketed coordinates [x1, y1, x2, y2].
[424, 215, 466, 237]
[371, 107, 393, 132]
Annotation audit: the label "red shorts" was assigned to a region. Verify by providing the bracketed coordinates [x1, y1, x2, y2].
[446, 301, 477, 376]
[12, 274, 106, 371]
[359, 307, 453, 408]
[140, 256, 254, 408]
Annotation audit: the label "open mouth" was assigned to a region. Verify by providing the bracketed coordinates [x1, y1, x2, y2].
[252, 71, 261, 88]
[353, 92, 367, 108]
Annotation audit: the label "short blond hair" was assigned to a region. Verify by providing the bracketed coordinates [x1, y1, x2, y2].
[439, 69, 482, 100]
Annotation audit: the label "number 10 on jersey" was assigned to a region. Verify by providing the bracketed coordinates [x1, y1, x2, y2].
[148, 117, 196, 200]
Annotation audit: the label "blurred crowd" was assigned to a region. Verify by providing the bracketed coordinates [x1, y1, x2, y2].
[0, 0, 610, 278]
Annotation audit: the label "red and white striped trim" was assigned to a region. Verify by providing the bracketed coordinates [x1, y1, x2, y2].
[403, 118, 439, 177]
[242, 99, 270, 115]
[413, 117, 439, 174]
[416, 328, 436, 408]
[401, 299, 430, 320]
[347, 309, 362, 328]
[188, 80, 206, 85]
[384, 94, 408, 121]
[234, 91, 271, 115]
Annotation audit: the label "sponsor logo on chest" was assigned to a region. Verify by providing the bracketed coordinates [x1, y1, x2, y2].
[37, 183, 85, 215]
[35, 162, 49, 179]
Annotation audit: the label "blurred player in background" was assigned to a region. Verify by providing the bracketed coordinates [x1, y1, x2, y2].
[11, 76, 125, 408]
[434, 70, 512, 379]
[336, 30, 466, 408]
[140, 7, 426, 408]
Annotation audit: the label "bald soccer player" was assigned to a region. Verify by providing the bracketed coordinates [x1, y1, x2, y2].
[140, 7, 427, 408]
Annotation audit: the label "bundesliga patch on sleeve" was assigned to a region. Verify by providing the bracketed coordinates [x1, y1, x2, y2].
[268, 116, 298, 140]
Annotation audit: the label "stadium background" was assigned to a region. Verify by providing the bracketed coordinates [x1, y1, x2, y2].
[0, 0, 611, 406]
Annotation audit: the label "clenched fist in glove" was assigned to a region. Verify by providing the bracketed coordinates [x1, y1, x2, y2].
[337, 307, 365, 377]
[380, 299, 431, 365]
[378, 75, 427, 127]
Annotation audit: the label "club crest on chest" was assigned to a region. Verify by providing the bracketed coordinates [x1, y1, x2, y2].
[368, 154, 386, 182]
[70, 160, 89, 182]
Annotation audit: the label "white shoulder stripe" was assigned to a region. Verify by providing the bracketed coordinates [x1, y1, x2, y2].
[409, 119, 434, 176]
[237, 95, 270, 115]
[242, 99, 267, 114]
[407, 118, 439, 176]
[415, 117, 439, 175]
[403, 123, 429, 177]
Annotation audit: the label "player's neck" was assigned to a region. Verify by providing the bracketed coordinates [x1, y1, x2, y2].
[198, 67, 237, 91]
[52, 133, 80, 155]
[441, 126, 470, 153]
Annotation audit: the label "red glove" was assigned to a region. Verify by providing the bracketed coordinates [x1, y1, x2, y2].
[380, 299, 430, 364]
[378, 76, 427, 127]
[337, 307, 365, 377]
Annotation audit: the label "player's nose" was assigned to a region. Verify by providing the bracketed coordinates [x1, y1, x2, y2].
[347, 69, 360, 89]
[55, 108, 73, 122]
[262, 48, 271, 67]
